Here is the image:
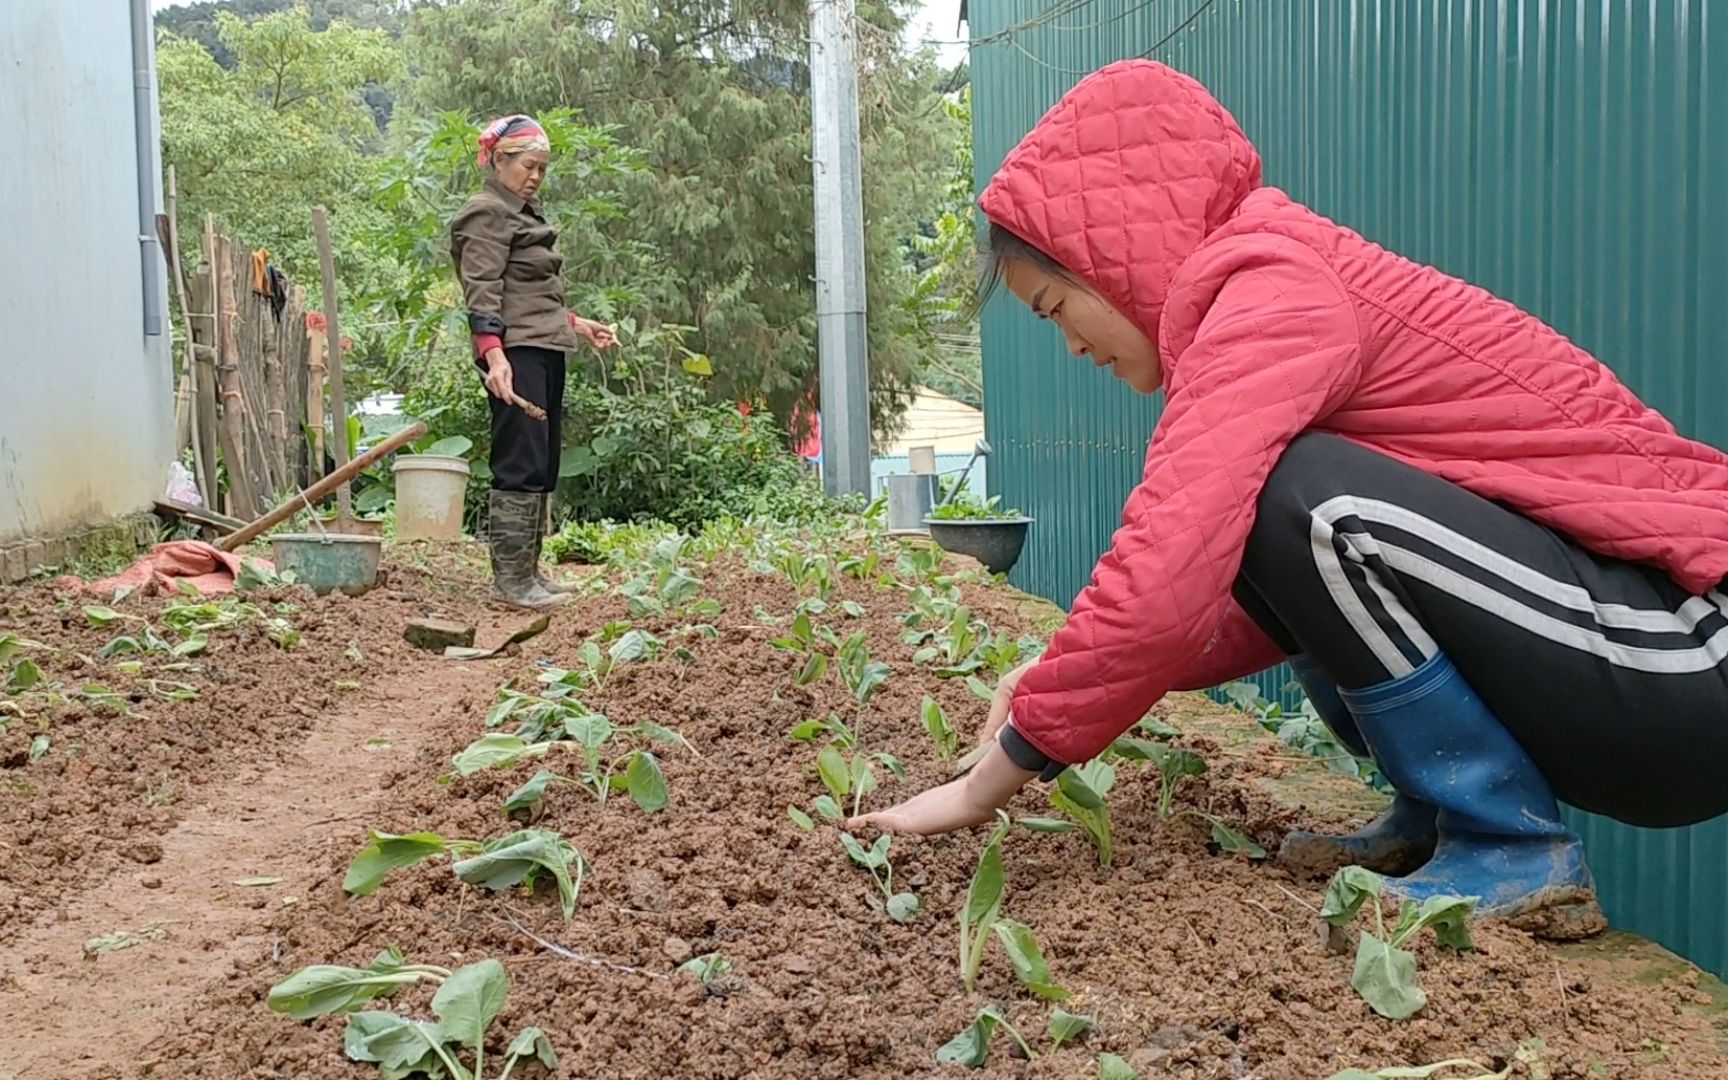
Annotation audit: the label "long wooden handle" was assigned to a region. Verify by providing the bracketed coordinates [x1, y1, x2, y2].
[216, 421, 427, 552]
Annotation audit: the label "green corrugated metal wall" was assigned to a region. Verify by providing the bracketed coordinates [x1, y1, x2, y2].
[970, 0, 1728, 973]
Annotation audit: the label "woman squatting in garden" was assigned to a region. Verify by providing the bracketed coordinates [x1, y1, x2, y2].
[451, 114, 619, 609]
[851, 59, 1728, 940]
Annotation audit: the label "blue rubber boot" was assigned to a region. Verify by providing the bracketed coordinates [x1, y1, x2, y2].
[1340, 652, 1607, 941]
[1277, 655, 1438, 878]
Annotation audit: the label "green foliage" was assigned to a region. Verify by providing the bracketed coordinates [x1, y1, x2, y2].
[838, 831, 919, 924]
[268, 951, 558, 1079]
[928, 491, 1024, 522]
[959, 814, 1066, 999]
[395, 0, 960, 428]
[1321, 867, 1479, 1020]
[935, 1006, 1036, 1069]
[557, 366, 835, 529]
[158, 8, 403, 315]
[1221, 679, 1388, 792]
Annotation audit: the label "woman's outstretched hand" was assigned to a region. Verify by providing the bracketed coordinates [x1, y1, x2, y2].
[572, 317, 618, 349]
[846, 740, 1039, 838]
[845, 774, 1001, 836]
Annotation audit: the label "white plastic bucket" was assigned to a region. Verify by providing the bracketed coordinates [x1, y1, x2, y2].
[392, 455, 471, 541]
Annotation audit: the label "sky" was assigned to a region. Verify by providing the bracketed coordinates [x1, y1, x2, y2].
[151, 0, 970, 64]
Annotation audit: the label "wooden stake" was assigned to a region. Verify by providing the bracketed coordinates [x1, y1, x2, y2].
[163, 167, 210, 503]
[212, 223, 261, 517]
[306, 331, 327, 483]
[312, 206, 352, 527]
[189, 243, 220, 504]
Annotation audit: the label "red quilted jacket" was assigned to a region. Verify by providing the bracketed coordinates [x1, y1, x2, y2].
[984, 60, 1728, 766]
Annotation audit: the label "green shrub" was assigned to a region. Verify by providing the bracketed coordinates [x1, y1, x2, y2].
[556, 376, 831, 529]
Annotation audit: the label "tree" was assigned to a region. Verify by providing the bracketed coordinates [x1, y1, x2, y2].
[394, 0, 965, 438]
[902, 84, 983, 409]
[157, 7, 402, 304]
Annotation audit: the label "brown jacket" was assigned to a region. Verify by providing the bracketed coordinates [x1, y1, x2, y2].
[450, 177, 579, 352]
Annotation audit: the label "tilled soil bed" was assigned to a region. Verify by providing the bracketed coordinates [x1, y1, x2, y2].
[125, 538, 1728, 1080]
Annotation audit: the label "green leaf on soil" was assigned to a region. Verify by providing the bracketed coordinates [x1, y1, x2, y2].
[267, 964, 423, 1021]
[1390, 894, 1479, 952]
[886, 892, 920, 923]
[1321, 865, 1387, 927]
[8, 658, 42, 690]
[342, 1011, 447, 1073]
[1047, 1009, 1096, 1050]
[562, 713, 614, 748]
[1208, 820, 1268, 860]
[1097, 1053, 1141, 1080]
[935, 1007, 1002, 1068]
[991, 919, 1067, 1000]
[1055, 765, 1108, 810]
[343, 831, 451, 897]
[608, 629, 654, 665]
[839, 832, 884, 870]
[0, 633, 43, 665]
[431, 958, 508, 1051]
[503, 770, 560, 817]
[626, 751, 669, 812]
[82, 605, 124, 628]
[1352, 933, 1426, 1020]
[812, 795, 843, 822]
[505, 1026, 559, 1070]
[452, 734, 551, 776]
[795, 652, 828, 686]
[816, 745, 850, 802]
[787, 805, 815, 831]
[1016, 816, 1079, 834]
[453, 829, 584, 921]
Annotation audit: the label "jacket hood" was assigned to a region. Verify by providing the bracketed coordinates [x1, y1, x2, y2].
[978, 59, 1263, 339]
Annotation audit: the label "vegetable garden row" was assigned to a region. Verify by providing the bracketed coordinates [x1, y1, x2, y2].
[3, 520, 1722, 1078]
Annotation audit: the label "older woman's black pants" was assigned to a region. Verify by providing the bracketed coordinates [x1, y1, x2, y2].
[1234, 433, 1728, 829]
[485, 346, 565, 493]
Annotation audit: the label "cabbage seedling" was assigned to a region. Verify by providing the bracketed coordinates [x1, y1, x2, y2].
[269, 952, 557, 1080]
[1048, 761, 1116, 866]
[1101, 740, 1267, 860]
[839, 832, 920, 923]
[343, 828, 588, 921]
[935, 1006, 1036, 1068]
[1047, 1009, 1096, 1051]
[920, 696, 957, 761]
[1320, 866, 1478, 1020]
[959, 814, 1067, 1000]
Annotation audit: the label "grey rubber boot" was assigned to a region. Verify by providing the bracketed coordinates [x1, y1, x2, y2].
[533, 493, 581, 595]
[488, 490, 571, 609]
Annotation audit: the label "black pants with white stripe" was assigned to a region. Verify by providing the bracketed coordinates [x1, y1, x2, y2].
[1234, 433, 1728, 829]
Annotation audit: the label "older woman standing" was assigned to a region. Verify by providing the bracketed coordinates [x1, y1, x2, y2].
[451, 114, 616, 609]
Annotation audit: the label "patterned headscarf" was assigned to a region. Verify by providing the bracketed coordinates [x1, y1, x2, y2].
[477, 114, 550, 168]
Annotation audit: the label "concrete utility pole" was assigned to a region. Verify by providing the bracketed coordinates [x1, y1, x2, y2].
[809, 0, 873, 498]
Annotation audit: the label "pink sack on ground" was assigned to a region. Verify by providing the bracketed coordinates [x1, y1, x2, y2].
[66, 540, 270, 597]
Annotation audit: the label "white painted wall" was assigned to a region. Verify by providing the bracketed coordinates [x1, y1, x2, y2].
[0, 0, 174, 544]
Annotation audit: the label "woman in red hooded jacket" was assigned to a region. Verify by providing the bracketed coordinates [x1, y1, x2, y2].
[851, 60, 1728, 939]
